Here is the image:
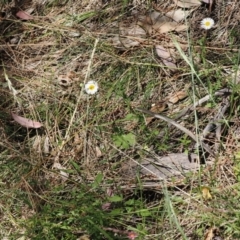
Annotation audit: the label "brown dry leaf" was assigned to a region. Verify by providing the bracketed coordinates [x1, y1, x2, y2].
[12, 112, 43, 129]
[25, 59, 42, 71]
[168, 91, 188, 104]
[150, 102, 167, 113]
[173, 0, 201, 8]
[156, 45, 171, 59]
[146, 102, 167, 125]
[204, 227, 214, 240]
[140, 153, 199, 179]
[79, 235, 91, 240]
[32, 136, 50, 154]
[155, 45, 177, 69]
[16, 10, 34, 20]
[201, 186, 212, 200]
[139, 12, 187, 35]
[74, 132, 84, 153]
[32, 135, 42, 152]
[201, 0, 213, 3]
[153, 16, 187, 33]
[145, 117, 154, 125]
[119, 25, 146, 48]
[166, 9, 190, 22]
[43, 136, 50, 154]
[95, 146, 102, 158]
[57, 75, 73, 86]
[52, 162, 69, 181]
[101, 189, 113, 210]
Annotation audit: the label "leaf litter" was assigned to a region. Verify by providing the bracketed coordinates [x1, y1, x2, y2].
[155, 45, 177, 69]
[1, 0, 240, 239]
[16, 10, 34, 20]
[173, 0, 201, 8]
[11, 112, 43, 129]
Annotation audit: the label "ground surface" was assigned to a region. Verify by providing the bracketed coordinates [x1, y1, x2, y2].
[1, 0, 240, 239]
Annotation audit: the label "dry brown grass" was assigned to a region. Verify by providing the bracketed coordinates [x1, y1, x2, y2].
[1, 0, 240, 239]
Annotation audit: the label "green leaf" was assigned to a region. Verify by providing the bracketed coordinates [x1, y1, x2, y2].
[70, 160, 81, 171]
[92, 173, 103, 188]
[124, 133, 136, 146]
[108, 195, 123, 202]
[74, 11, 96, 23]
[112, 133, 136, 149]
[110, 208, 123, 215]
[124, 113, 138, 121]
[137, 209, 151, 217]
[125, 199, 135, 206]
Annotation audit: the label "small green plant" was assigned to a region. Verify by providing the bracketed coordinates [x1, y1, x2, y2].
[24, 184, 115, 240]
[112, 132, 136, 149]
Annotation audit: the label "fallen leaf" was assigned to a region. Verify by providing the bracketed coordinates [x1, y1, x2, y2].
[162, 59, 177, 69]
[16, 10, 33, 20]
[12, 112, 43, 128]
[53, 162, 69, 181]
[44, 136, 50, 154]
[166, 9, 190, 22]
[57, 75, 72, 86]
[153, 16, 187, 33]
[127, 232, 138, 240]
[150, 102, 167, 113]
[10, 36, 20, 44]
[173, 0, 201, 8]
[204, 227, 214, 240]
[79, 235, 91, 240]
[95, 146, 102, 158]
[102, 187, 113, 210]
[145, 116, 154, 125]
[119, 25, 146, 48]
[139, 153, 200, 179]
[156, 45, 171, 59]
[139, 13, 187, 35]
[201, 186, 212, 200]
[101, 202, 112, 210]
[201, 0, 213, 3]
[32, 135, 41, 152]
[168, 91, 188, 103]
[68, 31, 80, 37]
[155, 45, 177, 69]
[146, 102, 167, 125]
[148, 11, 161, 24]
[74, 132, 84, 153]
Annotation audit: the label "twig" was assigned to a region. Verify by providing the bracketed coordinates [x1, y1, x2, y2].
[174, 88, 232, 121]
[136, 108, 215, 156]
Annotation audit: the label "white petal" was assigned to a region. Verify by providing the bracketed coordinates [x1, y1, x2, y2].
[85, 81, 98, 95]
[200, 18, 214, 30]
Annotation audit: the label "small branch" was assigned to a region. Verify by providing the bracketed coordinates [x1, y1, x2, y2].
[136, 108, 215, 156]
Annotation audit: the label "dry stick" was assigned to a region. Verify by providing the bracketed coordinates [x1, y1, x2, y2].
[181, 89, 231, 153]
[174, 88, 232, 121]
[136, 108, 215, 156]
[200, 96, 230, 152]
[214, 99, 230, 152]
[157, 88, 232, 145]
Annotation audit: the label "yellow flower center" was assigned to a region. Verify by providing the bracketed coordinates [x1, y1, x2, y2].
[205, 21, 210, 26]
[89, 85, 95, 90]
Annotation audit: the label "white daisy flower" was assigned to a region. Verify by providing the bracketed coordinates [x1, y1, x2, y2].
[200, 18, 214, 30]
[85, 80, 98, 95]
